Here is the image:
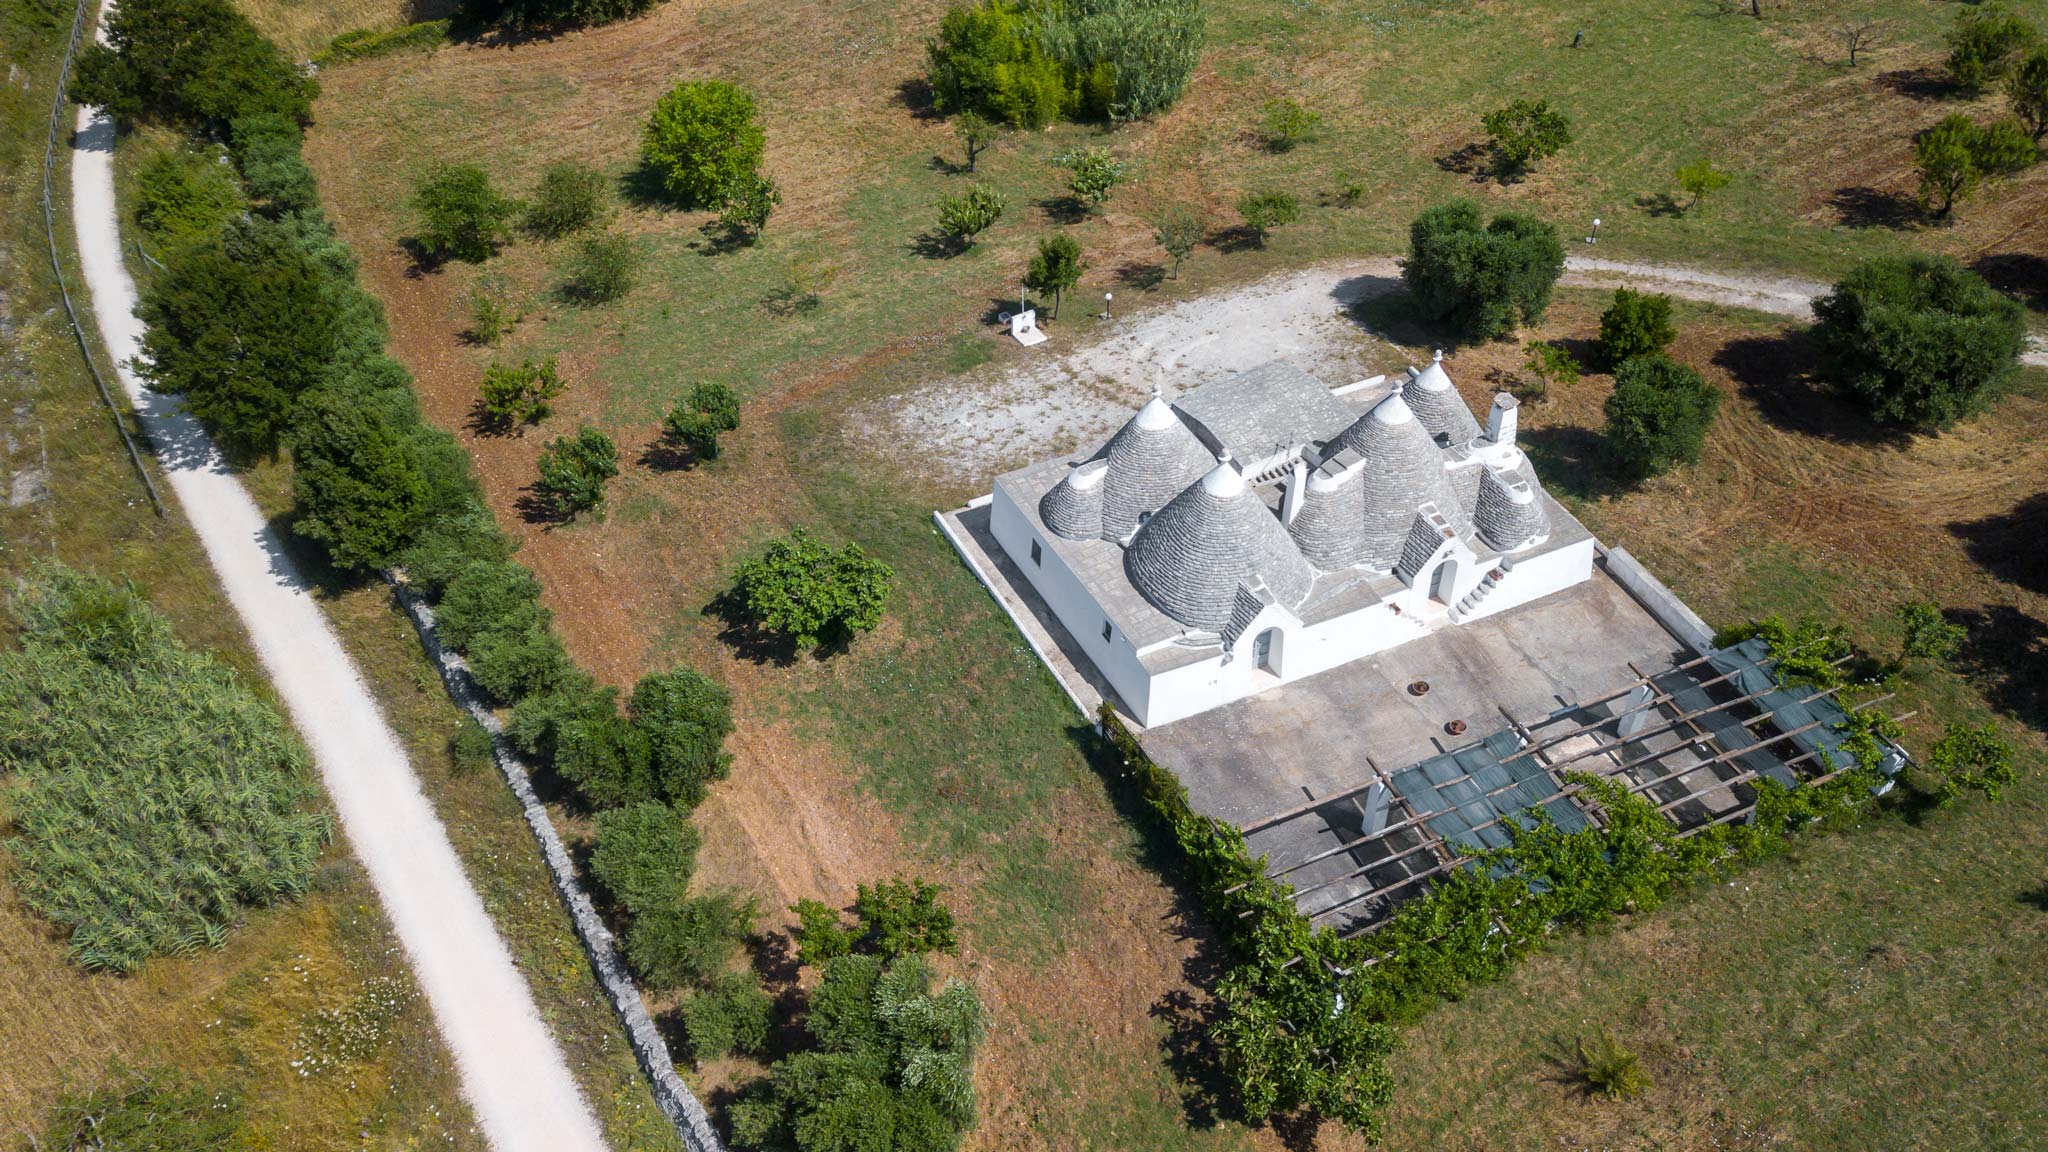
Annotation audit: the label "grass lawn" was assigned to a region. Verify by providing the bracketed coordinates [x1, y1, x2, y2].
[277, 0, 2048, 1146]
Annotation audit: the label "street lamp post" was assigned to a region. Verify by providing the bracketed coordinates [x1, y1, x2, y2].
[1586, 217, 1602, 245]
[1102, 292, 1114, 320]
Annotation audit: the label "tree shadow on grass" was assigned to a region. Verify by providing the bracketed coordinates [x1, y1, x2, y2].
[2019, 884, 2048, 912]
[619, 161, 685, 211]
[638, 435, 708, 473]
[1115, 260, 1167, 290]
[1711, 331, 1912, 448]
[1972, 253, 2048, 311]
[702, 588, 801, 668]
[513, 485, 575, 527]
[1636, 192, 1684, 219]
[908, 230, 967, 260]
[1339, 284, 1461, 350]
[1519, 425, 1632, 501]
[1877, 66, 1959, 101]
[1947, 604, 2048, 733]
[1950, 491, 2048, 597]
[1207, 224, 1266, 255]
[896, 76, 941, 120]
[1038, 194, 1090, 225]
[1826, 186, 1924, 230]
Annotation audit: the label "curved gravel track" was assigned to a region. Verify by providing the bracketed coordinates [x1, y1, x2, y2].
[68, 16, 608, 1152]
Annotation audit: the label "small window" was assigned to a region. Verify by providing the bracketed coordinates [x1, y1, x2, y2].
[1102, 620, 1112, 642]
[1030, 540, 1043, 566]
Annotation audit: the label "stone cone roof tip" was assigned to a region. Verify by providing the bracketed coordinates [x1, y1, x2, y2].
[1088, 396, 1215, 541]
[1475, 467, 1550, 552]
[1403, 354, 1482, 443]
[1125, 464, 1314, 630]
[1321, 395, 1450, 570]
[1040, 460, 1107, 540]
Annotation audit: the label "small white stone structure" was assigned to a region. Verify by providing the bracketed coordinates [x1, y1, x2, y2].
[987, 355, 1597, 727]
[1010, 308, 1047, 347]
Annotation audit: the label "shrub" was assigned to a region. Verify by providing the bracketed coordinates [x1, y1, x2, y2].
[1401, 199, 1564, 341]
[535, 427, 620, 519]
[466, 281, 516, 346]
[1234, 191, 1299, 246]
[1898, 600, 1965, 663]
[729, 953, 984, 1152]
[230, 113, 317, 214]
[854, 877, 959, 958]
[436, 560, 550, 651]
[136, 220, 343, 461]
[135, 146, 244, 245]
[663, 381, 742, 461]
[590, 801, 701, 914]
[525, 161, 612, 238]
[1024, 232, 1085, 318]
[936, 181, 1005, 248]
[732, 528, 894, 649]
[1057, 145, 1129, 211]
[562, 231, 641, 304]
[400, 513, 517, 599]
[0, 566, 328, 971]
[1153, 204, 1204, 278]
[1597, 287, 1677, 368]
[312, 18, 450, 66]
[36, 1070, 248, 1150]
[718, 173, 780, 243]
[791, 897, 858, 966]
[643, 80, 765, 207]
[1915, 114, 2040, 217]
[1811, 255, 2026, 430]
[447, 717, 495, 777]
[464, 618, 577, 702]
[1926, 722, 2017, 804]
[288, 388, 431, 571]
[1260, 96, 1321, 151]
[680, 971, 774, 1061]
[479, 357, 565, 430]
[629, 666, 736, 808]
[1947, 3, 2039, 93]
[953, 109, 999, 171]
[460, 0, 659, 30]
[1038, 0, 1205, 120]
[1575, 1030, 1648, 1100]
[1481, 97, 1571, 176]
[1602, 354, 1720, 480]
[411, 163, 516, 265]
[625, 891, 757, 989]
[925, 0, 1071, 129]
[70, 0, 316, 127]
[1673, 158, 1731, 211]
[2011, 48, 2048, 141]
[1520, 339, 1579, 400]
[556, 711, 655, 809]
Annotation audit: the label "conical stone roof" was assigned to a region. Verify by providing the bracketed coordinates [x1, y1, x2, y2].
[1475, 467, 1550, 552]
[1403, 352, 1482, 444]
[1096, 394, 1214, 541]
[1288, 452, 1369, 570]
[1124, 458, 1315, 630]
[1321, 393, 1447, 570]
[1040, 460, 1106, 540]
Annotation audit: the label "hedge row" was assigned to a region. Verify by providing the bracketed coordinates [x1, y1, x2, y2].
[1099, 620, 1908, 1139]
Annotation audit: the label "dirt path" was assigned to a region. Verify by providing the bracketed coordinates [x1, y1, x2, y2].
[867, 254, 2048, 486]
[67, 21, 608, 1152]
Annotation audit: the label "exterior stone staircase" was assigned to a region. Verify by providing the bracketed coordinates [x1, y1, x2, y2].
[1449, 563, 1511, 622]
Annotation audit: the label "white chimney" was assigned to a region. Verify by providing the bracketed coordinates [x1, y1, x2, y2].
[1486, 393, 1519, 447]
[1282, 456, 1309, 524]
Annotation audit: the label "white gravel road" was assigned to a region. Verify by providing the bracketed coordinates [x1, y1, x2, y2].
[70, 27, 608, 1152]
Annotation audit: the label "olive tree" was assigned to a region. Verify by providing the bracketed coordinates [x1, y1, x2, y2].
[642, 80, 766, 207]
[1812, 255, 2026, 430]
[1401, 199, 1564, 341]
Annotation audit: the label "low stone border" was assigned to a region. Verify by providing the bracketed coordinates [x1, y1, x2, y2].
[388, 578, 725, 1152]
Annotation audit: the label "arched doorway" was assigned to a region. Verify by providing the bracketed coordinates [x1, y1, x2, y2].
[1252, 627, 1283, 676]
[1428, 557, 1460, 606]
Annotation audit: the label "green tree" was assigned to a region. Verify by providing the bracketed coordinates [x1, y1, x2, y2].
[625, 891, 757, 989]
[1602, 354, 1721, 480]
[411, 163, 517, 264]
[791, 898, 858, 966]
[229, 113, 317, 214]
[1597, 287, 1678, 367]
[854, 878, 959, 958]
[1025, 232, 1085, 318]
[478, 357, 566, 430]
[288, 389, 431, 571]
[925, 0, 1071, 129]
[954, 109, 999, 171]
[524, 160, 612, 238]
[732, 528, 895, 649]
[562, 231, 641, 303]
[1897, 600, 1965, 664]
[1519, 339, 1579, 401]
[1037, 0, 1205, 120]
[1401, 199, 1565, 341]
[136, 221, 342, 461]
[935, 181, 1006, 248]
[729, 953, 985, 1152]
[680, 971, 774, 1062]
[1260, 96, 1321, 151]
[1481, 97, 1571, 177]
[643, 80, 767, 207]
[1811, 255, 2026, 430]
[2011, 48, 2048, 141]
[135, 146, 245, 245]
[1673, 159, 1731, 212]
[1057, 145, 1129, 211]
[535, 427, 619, 519]
[663, 380, 743, 461]
[590, 801, 700, 914]
[1153, 203, 1205, 278]
[1925, 722, 2017, 804]
[1946, 3, 2039, 93]
[1235, 190, 1299, 247]
[69, 0, 316, 127]
[1915, 114, 2038, 217]
[719, 173, 780, 244]
[629, 666, 736, 808]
